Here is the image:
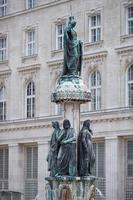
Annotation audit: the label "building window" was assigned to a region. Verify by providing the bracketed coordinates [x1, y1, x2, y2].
[0, 86, 6, 121]
[26, 82, 35, 118]
[125, 141, 133, 199]
[0, 0, 7, 17]
[92, 142, 106, 199]
[90, 70, 101, 111]
[26, 29, 35, 56]
[26, 0, 36, 9]
[127, 65, 133, 107]
[25, 146, 38, 200]
[88, 14, 101, 42]
[127, 6, 133, 35]
[0, 148, 8, 190]
[56, 23, 65, 50]
[0, 37, 7, 61]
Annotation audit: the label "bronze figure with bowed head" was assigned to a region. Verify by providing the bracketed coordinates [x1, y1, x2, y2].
[63, 16, 83, 77]
[47, 121, 61, 177]
[78, 120, 95, 176]
[57, 119, 76, 176]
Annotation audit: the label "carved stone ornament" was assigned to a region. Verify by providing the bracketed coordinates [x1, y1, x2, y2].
[51, 75, 91, 103]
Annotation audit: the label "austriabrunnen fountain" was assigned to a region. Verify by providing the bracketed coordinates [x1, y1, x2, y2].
[45, 16, 97, 200]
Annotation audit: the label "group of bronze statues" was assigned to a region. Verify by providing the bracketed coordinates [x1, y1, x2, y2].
[47, 16, 95, 177]
[47, 119, 76, 177]
[47, 119, 95, 177]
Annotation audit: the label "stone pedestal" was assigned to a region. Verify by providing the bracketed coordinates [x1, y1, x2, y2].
[51, 75, 91, 134]
[63, 102, 80, 134]
[45, 176, 96, 200]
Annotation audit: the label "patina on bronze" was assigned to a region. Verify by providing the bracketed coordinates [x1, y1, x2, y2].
[46, 16, 96, 200]
[78, 120, 95, 176]
[47, 121, 61, 177]
[51, 16, 91, 104]
[63, 16, 82, 76]
[47, 120, 76, 177]
[57, 119, 76, 176]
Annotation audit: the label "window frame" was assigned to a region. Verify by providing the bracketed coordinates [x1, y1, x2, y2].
[0, 147, 9, 190]
[0, 86, 6, 121]
[25, 81, 35, 119]
[88, 13, 101, 43]
[26, 0, 36, 9]
[89, 70, 101, 111]
[25, 29, 36, 57]
[24, 145, 38, 200]
[92, 141, 106, 198]
[25, 146, 38, 179]
[55, 23, 65, 50]
[126, 5, 133, 35]
[0, 36, 7, 62]
[125, 140, 133, 199]
[126, 65, 133, 107]
[126, 140, 133, 177]
[0, 0, 7, 17]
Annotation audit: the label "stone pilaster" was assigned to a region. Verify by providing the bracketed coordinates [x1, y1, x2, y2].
[38, 141, 49, 200]
[105, 136, 124, 200]
[117, 138, 125, 200]
[63, 102, 80, 135]
[8, 143, 24, 197]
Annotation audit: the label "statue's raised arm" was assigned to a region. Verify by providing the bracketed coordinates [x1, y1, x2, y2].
[62, 16, 83, 76]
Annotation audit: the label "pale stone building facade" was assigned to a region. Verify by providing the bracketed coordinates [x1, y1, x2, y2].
[0, 0, 133, 200]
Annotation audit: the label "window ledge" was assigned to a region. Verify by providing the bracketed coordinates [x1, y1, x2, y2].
[84, 40, 103, 51]
[26, 6, 37, 10]
[51, 49, 63, 57]
[120, 34, 133, 43]
[0, 15, 7, 19]
[0, 60, 8, 65]
[22, 54, 38, 62]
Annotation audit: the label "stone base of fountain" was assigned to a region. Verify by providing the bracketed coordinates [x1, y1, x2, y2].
[45, 176, 97, 200]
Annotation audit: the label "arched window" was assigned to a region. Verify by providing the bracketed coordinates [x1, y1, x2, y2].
[127, 65, 133, 106]
[90, 70, 101, 111]
[26, 82, 35, 118]
[0, 86, 6, 120]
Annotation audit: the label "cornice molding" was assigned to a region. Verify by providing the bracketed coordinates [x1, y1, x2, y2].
[81, 107, 133, 123]
[0, 69, 11, 77]
[122, 0, 133, 6]
[83, 50, 108, 61]
[84, 40, 104, 51]
[0, 108, 133, 132]
[47, 58, 63, 67]
[51, 49, 63, 58]
[0, 136, 50, 145]
[115, 45, 133, 55]
[17, 64, 41, 74]
[0, 115, 62, 132]
[47, 50, 108, 68]
[0, 0, 73, 21]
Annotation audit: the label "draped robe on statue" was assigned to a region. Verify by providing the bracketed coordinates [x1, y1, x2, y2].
[63, 22, 82, 76]
[57, 128, 76, 176]
[78, 128, 95, 176]
[47, 126, 61, 176]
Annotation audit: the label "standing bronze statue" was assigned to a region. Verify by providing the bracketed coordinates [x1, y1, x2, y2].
[78, 120, 95, 176]
[63, 16, 83, 76]
[57, 119, 76, 176]
[47, 121, 61, 177]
